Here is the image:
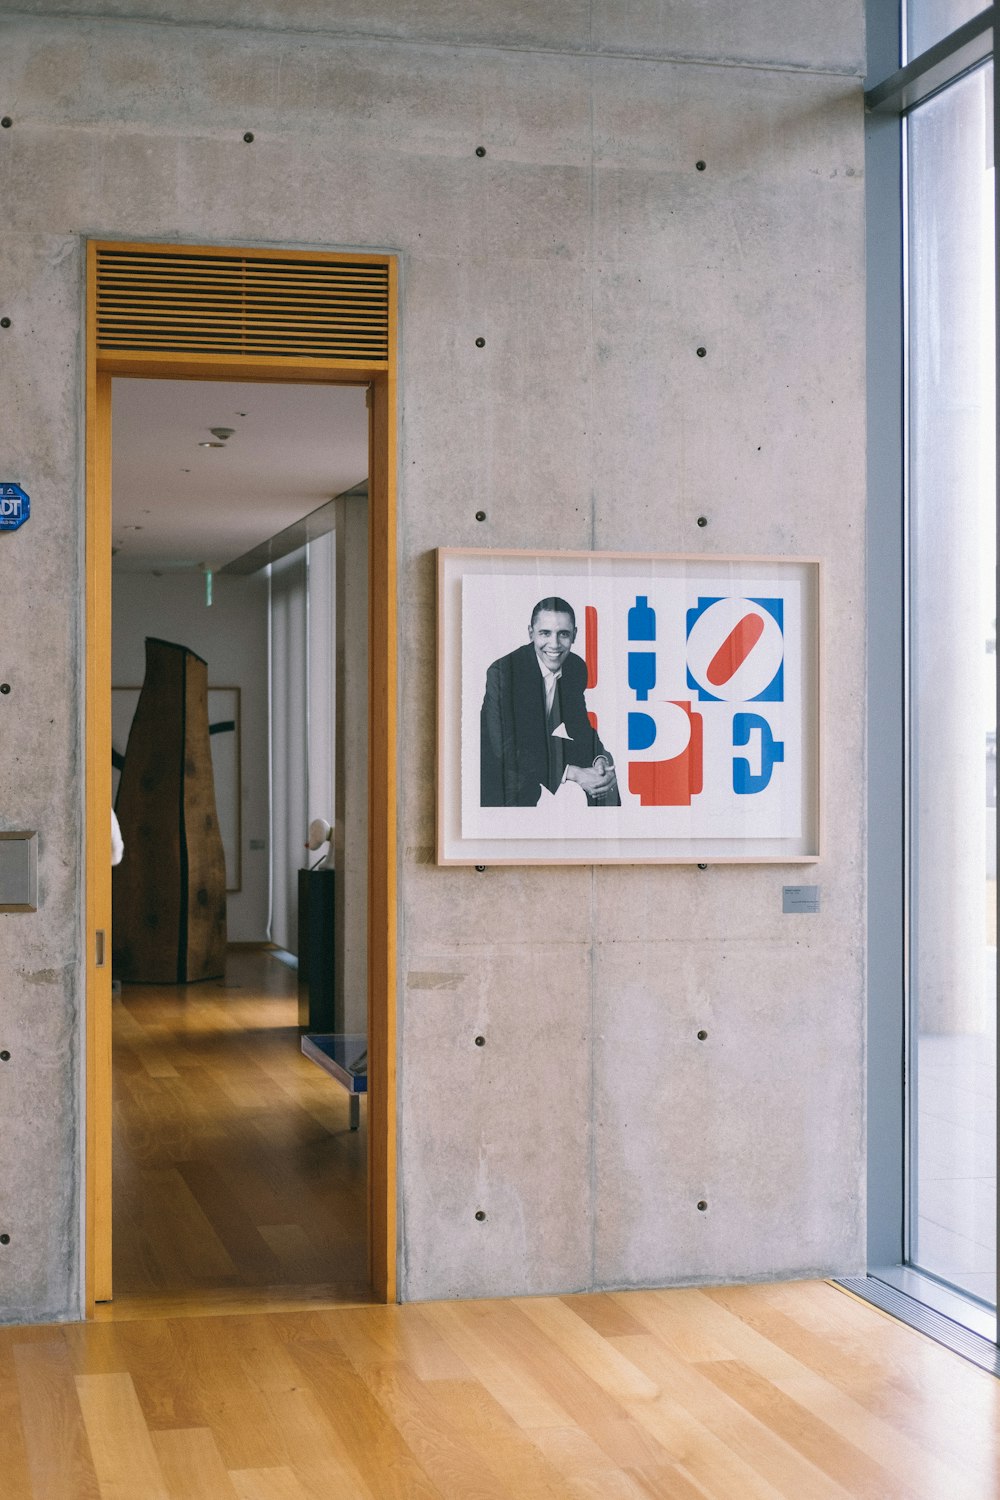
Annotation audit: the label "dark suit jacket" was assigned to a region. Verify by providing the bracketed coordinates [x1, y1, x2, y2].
[480, 643, 611, 806]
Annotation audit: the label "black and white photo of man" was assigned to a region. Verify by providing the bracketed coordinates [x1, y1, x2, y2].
[479, 596, 619, 807]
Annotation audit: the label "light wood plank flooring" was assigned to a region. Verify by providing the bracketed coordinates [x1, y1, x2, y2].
[27, 946, 995, 1495]
[110, 946, 368, 1316]
[3, 1281, 999, 1498]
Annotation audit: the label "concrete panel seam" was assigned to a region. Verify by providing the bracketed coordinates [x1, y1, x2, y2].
[2, 10, 866, 81]
[406, 971, 466, 989]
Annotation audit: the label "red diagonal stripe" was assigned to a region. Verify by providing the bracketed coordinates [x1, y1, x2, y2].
[706, 613, 764, 686]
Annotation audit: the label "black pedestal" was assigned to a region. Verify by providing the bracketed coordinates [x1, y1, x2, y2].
[297, 867, 337, 1031]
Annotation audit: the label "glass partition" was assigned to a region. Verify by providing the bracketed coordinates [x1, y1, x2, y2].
[906, 0, 989, 60]
[906, 60, 997, 1307]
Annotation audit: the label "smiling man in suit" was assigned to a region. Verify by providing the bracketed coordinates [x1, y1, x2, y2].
[480, 596, 619, 807]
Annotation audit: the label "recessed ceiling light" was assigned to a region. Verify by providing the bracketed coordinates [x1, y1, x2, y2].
[199, 441, 226, 448]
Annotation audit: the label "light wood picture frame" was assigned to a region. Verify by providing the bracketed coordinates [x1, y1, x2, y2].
[437, 548, 821, 865]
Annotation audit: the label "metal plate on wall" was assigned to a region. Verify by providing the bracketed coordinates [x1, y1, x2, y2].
[0, 832, 38, 912]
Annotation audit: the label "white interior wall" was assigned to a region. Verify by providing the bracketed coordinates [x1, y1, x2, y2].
[333, 495, 368, 1035]
[112, 570, 271, 943]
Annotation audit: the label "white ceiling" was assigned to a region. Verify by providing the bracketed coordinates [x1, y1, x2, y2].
[111, 377, 369, 573]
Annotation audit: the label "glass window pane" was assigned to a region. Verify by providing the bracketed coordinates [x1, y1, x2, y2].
[906, 0, 987, 61]
[907, 61, 996, 1308]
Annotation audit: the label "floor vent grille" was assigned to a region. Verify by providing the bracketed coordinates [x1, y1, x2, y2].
[835, 1276, 1000, 1376]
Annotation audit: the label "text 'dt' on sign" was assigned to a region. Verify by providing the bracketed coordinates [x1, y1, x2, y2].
[0, 484, 29, 532]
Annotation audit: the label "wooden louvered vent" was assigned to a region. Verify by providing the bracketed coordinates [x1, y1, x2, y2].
[94, 246, 390, 363]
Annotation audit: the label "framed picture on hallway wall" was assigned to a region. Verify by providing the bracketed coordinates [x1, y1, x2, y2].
[436, 548, 821, 865]
[113, 685, 243, 892]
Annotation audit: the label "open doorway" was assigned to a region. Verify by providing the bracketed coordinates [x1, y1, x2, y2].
[108, 378, 370, 1313]
[85, 241, 398, 1313]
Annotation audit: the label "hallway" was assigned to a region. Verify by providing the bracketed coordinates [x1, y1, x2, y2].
[110, 947, 368, 1317]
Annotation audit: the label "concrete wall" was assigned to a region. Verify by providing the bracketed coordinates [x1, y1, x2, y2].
[0, 0, 867, 1318]
[113, 570, 271, 943]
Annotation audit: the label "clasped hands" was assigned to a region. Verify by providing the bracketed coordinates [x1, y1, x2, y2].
[564, 755, 617, 797]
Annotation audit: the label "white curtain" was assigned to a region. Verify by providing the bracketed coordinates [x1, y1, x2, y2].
[307, 531, 337, 839]
[268, 539, 336, 955]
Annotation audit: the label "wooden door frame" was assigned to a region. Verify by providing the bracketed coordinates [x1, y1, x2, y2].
[84, 240, 398, 1309]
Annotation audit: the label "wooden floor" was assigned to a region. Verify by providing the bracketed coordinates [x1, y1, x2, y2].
[2, 1280, 999, 1498]
[110, 946, 368, 1317]
[6, 948, 993, 1494]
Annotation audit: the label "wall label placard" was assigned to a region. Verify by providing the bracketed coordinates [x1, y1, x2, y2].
[0, 483, 29, 531]
[783, 884, 820, 914]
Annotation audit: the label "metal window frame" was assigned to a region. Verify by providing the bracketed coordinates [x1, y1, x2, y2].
[861, 0, 1000, 1358]
[867, 6, 993, 113]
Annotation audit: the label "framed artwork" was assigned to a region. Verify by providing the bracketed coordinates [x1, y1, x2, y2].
[112, 685, 243, 892]
[436, 549, 821, 865]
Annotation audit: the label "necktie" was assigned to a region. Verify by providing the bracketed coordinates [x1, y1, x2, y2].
[546, 677, 564, 788]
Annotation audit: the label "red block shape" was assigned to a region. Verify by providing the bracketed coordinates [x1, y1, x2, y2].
[585, 605, 598, 689]
[706, 612, 764, 686]
[628, 703, 704, 806]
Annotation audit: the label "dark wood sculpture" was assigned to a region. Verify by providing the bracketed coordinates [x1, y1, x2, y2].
[113, 638, 227, 983]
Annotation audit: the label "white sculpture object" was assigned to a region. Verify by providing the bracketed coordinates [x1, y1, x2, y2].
[305, 816, 335, 870]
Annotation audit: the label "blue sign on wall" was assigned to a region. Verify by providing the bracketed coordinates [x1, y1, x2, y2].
[0, 484, 29, 532]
